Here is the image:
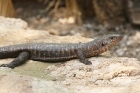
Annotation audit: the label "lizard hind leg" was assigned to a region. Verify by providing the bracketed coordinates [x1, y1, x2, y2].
[0, 52, 30, 69]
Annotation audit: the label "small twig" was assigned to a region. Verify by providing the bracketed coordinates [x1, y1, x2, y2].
[45, 0, 56, 12]
[54, 0, 61, 12]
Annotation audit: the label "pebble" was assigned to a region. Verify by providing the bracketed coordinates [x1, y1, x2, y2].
[116, 49, 125, 56]
[126, 40, 133, 46]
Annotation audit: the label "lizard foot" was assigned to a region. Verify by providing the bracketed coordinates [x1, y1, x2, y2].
[0, 64, 15, 69]
[83, 60, 92, 65]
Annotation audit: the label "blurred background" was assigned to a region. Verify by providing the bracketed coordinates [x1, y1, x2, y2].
[0, 0, 140, 60]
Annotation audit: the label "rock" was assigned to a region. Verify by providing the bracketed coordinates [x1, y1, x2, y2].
[127, 0, 140, 24]
[0, 29, 93, 46]
[0, 16, 28, 30]
[47, 57, 140, 93]
[0, 74, 70, 93]
[116, 49, 125, 56]
[130, 31, 140, 44]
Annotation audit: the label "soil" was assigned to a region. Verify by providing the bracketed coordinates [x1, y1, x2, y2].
[13, 1, 140, 60]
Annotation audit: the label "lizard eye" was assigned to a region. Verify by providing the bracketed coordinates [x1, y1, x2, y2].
[110, 37, 114, 39]
[102, 43, 105, 46]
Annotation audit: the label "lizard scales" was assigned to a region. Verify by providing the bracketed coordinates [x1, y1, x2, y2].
[0, 34, 122, 68]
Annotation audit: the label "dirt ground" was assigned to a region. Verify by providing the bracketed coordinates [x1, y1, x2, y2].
[13, 1, 140, 61]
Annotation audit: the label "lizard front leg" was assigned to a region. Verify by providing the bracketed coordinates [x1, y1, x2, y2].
[0, 52, 29, 69]
[77, 48, 92, 65]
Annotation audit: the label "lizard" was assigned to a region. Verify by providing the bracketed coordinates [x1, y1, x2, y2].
[0, 34, 122, 69]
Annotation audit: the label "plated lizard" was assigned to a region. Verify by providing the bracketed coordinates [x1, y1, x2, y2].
[0, 34, 122, 68]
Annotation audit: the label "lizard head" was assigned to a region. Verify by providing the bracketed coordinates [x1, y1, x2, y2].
[99, 34, 122, 48]
[90, 34, 122, 55]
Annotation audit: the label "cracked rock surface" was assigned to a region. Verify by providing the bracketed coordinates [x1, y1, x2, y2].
[46, 57, 140, 92]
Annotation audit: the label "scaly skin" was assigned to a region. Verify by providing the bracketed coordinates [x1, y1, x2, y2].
[0, 34, 122, 68]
